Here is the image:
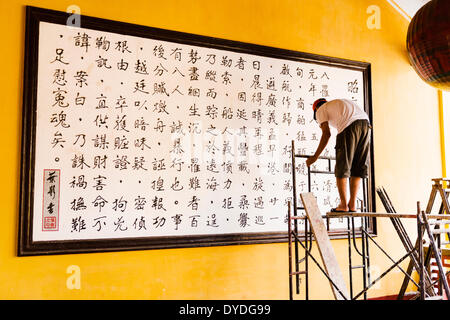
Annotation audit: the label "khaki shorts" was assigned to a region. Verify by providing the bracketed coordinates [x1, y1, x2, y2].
[335, 120, 371, 178]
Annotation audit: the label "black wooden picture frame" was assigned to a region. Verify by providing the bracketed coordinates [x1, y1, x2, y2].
[18, 6, 376, 256]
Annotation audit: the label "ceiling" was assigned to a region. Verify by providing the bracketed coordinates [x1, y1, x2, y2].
[386, 0, 431, 20]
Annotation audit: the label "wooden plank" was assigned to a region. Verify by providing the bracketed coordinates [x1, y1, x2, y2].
[432, 228, 450, 235]
[427, 219, 450, 225]
[300, 193, 349, 300]
[432, 178, 450, 182]
[326, 212, 450, 220]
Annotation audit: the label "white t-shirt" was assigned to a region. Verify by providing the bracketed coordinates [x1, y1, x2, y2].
[316, 99, 369, 134]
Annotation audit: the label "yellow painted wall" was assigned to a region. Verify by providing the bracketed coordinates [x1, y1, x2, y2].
[0, 0, 442, 299]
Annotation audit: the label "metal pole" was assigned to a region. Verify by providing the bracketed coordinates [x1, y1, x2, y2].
[362, 229, 419, 288]
[377, 187, 435, 298]
[364, 215, 371, 289]
[420, 210, 450, 298]
[288, 201, 293, 300]
[305, 209, 309, 300]
[293, 232, 348, 300]
[347, 216, 353, 299]
[305, 164, 311, 300]
[290, 140, 300, 295]
[417, 202, 425, 300]
[353, 248, 416, 300]
[361, 216, 367, 300]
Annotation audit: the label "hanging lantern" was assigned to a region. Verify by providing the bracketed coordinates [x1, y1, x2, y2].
[406, 0, 450, 91]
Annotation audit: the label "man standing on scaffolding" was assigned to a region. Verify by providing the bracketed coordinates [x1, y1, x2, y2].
[306, 98, 371, 212]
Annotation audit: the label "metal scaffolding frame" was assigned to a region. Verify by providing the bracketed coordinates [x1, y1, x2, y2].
[288, 140, 370, 300]
[287, 140, 450, 300]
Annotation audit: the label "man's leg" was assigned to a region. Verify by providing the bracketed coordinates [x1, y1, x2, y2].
[336, 177, 349, 211]
[348, 176, 361, 211]
[348, 120, 371, 212]
[334, 122, 358, 212]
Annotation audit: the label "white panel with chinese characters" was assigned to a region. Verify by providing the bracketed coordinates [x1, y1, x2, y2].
[33, 21, 365, 241]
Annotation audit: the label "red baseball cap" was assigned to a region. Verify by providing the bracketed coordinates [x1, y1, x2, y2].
[312, 98, 327, 111]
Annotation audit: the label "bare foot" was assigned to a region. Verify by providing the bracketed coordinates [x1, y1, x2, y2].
[332, 206, 349, 212]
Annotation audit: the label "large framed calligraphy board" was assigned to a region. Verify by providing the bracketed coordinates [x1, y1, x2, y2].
[18, 6, 375, 256]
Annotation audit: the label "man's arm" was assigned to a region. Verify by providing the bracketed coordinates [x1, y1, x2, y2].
[306, 121, 331, 167]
